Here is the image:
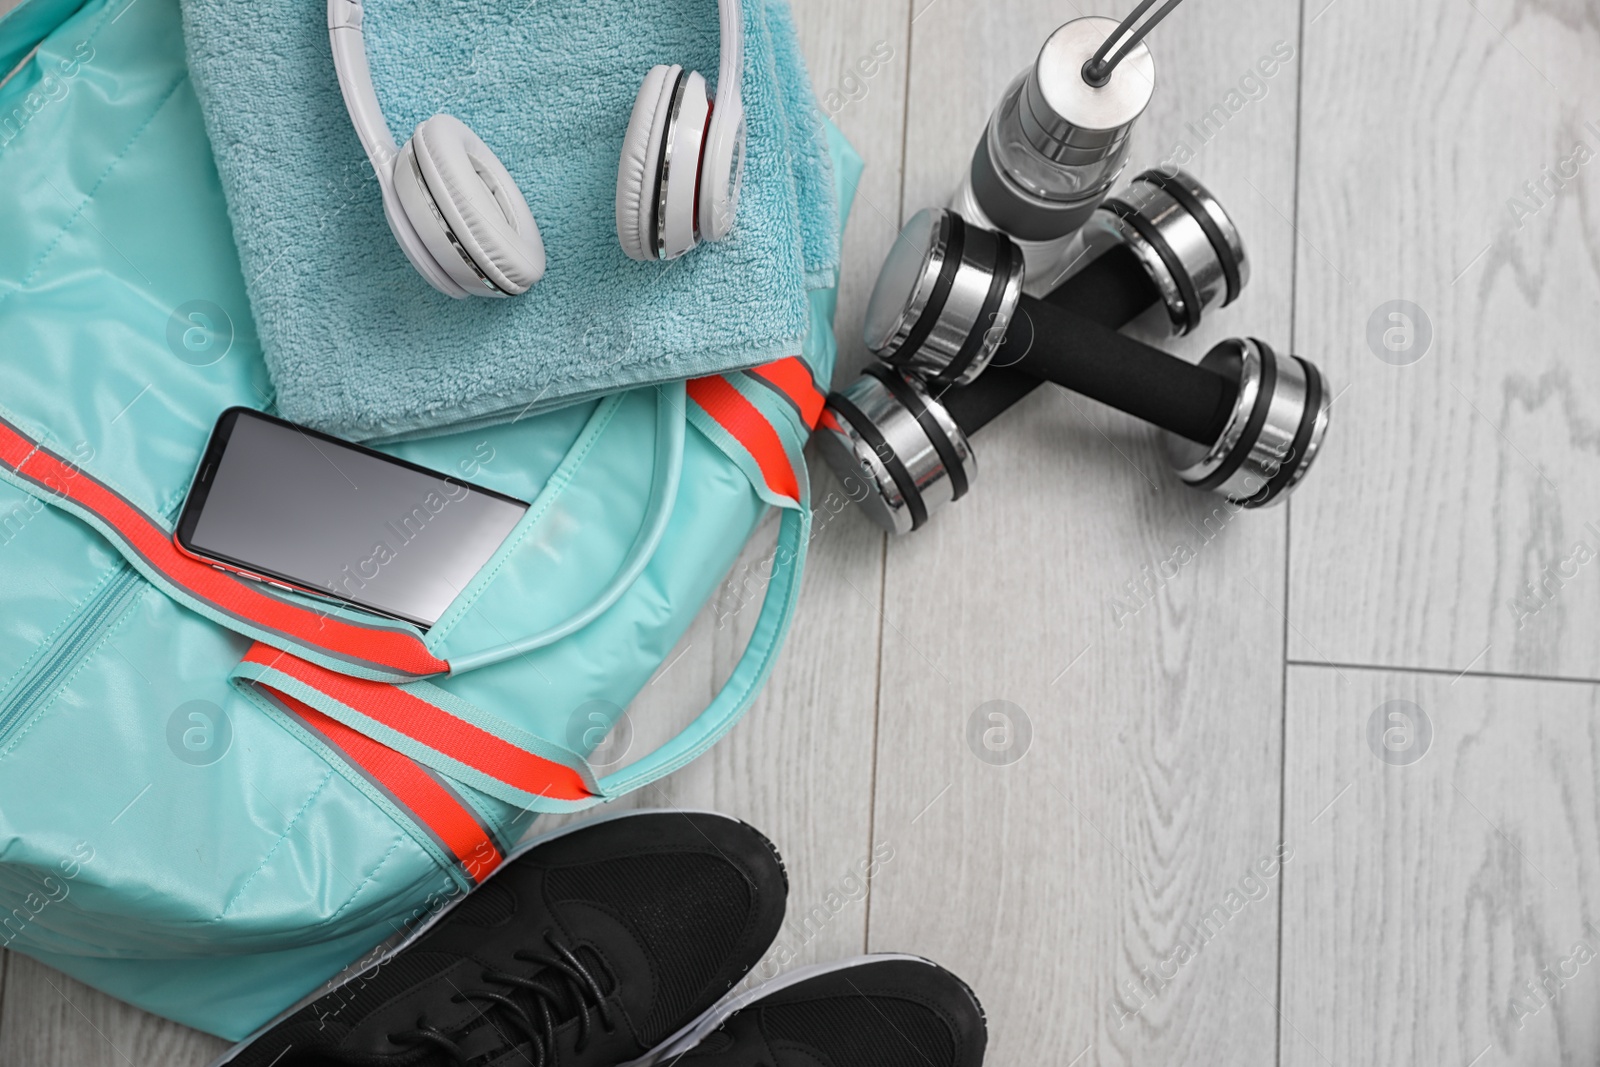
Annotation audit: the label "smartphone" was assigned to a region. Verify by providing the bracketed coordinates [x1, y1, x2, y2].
[175, 408, 528, 628]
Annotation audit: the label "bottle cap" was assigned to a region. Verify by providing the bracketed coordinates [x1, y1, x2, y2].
[1021, 16, 1155, 165]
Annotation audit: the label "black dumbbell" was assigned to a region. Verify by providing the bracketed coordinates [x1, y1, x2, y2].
[818, 170, 1330, 533]
[866, 169, 1246, 392]
[818, 169, 1241, 533]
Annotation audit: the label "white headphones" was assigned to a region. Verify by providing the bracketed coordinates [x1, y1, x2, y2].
[328, 0, 745, 296]
[328, 0, 546, 298]
[614, 0, 746, 261]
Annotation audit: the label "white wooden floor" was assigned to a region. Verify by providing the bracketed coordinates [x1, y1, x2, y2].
[5, 0, 1600, 1063]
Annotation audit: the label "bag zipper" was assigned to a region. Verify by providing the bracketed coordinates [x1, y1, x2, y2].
[0, 564, 143, 746]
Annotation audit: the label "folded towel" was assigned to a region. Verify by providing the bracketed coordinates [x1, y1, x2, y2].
[179, 0, 838, 441]
[763, 0, 838, 290]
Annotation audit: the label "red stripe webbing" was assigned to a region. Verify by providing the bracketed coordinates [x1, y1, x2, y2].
[686, 376, 801, 503]
[272, 688, 503, 882]
[0, 419, 447, 679]
[749, 357, 825, 429]
[243, 645, 593, 803]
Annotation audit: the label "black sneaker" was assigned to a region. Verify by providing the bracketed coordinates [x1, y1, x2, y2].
[221, 810, 789, 1067]
[632, 955, 987, 1067]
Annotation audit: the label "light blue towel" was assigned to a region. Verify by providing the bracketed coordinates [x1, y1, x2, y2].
[179, 0, 838, 441]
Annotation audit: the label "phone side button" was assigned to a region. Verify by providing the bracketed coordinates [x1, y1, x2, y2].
[216, 565, 263, 582]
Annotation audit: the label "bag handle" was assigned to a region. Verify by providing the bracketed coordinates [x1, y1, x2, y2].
[233, 405, 811, 815]
[232, 487, 808, 816]
[446, 383, 686, 674]
[597, 492, 810, 798]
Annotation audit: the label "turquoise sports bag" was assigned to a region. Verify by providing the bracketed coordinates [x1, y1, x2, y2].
[0, 0, 859, 1039]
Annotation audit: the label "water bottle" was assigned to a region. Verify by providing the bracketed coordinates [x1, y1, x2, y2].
[952, 16, 1155, 295]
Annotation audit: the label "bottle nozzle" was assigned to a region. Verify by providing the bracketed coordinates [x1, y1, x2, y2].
[1081, 0, 1187, 88]
[1081, 57, 1113, 88]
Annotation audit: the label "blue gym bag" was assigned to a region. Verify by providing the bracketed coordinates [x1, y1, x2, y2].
[0, 0, 858, 1038]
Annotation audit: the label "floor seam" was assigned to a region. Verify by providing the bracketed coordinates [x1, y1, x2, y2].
[1284, 659, 1600, 687]
[1275, 0, 1312, 1061]
[862, 0, 916, 958]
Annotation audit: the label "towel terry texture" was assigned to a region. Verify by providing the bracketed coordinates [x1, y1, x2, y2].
[179, 0, 838, 441]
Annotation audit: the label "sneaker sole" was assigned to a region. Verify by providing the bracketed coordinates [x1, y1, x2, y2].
[207, 808, 769, 1067]
[620, 953, 967, 1067]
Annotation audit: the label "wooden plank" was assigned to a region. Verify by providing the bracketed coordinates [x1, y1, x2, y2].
[0, 953, 227, 1067]
[1281, 663, 1600, 1064]
[868, 1, 1304, 1063]
[1287, 0, 1600, 681]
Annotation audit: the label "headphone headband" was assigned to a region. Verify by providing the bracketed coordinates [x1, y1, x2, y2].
[328, 0, 745, 189]
[716, 0, 744, 109]
[331, 0, 746, 283]
[695, 0, 745, 243]
[328, 0, 475, 296]
[327, 0, 395, 179]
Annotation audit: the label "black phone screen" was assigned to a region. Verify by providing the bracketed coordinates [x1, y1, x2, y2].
[175, 408, 528, 628]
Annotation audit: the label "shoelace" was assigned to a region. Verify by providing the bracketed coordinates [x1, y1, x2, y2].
[387, 931, 616, 1067]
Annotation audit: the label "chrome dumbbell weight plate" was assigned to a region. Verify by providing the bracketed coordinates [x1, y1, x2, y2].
[861, 209, 1026, 389]
[817, 366, 975, 536]
[1078, 168, 1248, 334]
[1165, 338, 1330, 507]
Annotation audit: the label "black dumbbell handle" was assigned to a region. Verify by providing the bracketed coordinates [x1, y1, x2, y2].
[1000, 298, 1237, 444]
[1041, 241, 1163, 324]
[941, 242, 1237, 441]
[942, 242, 1155, 432]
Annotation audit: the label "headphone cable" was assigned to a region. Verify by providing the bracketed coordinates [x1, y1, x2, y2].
[1081, 0, 1188, 87]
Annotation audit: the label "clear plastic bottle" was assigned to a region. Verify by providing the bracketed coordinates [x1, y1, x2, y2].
[952, 16, 1155, 294]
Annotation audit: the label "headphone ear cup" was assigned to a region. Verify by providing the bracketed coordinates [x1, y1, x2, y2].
[656, 72, 709, 260]
[698, 97, 744, 244]
[615, 65, 680, 262]
[399, 114, 545, 295]
[377, 170, 473, 299]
